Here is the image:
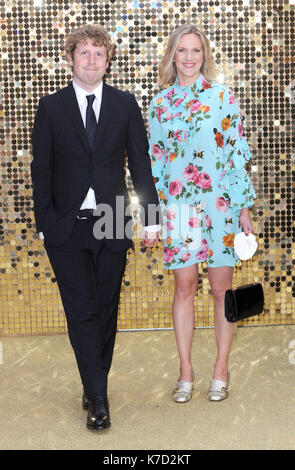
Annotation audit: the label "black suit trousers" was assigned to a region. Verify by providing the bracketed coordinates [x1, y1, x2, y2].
[44, 216, 127, 399]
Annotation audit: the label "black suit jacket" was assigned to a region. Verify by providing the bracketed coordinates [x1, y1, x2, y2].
[31, 81, 159, 250]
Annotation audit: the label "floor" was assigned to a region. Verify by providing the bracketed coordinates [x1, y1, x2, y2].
[0, 325, 294, 450]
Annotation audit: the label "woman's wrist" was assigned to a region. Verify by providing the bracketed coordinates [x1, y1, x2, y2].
[239, 207, 250, 215]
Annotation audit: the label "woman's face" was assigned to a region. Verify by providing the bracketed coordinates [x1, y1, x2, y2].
[174, 33, 204, 86]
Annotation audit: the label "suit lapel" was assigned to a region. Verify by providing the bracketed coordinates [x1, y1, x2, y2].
[61, 84, 91, 153]
[92, 81, 113, 151]
[61, 81, 114, 154]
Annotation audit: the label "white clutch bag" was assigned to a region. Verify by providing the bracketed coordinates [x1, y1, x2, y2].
[234, 232, 258, 261]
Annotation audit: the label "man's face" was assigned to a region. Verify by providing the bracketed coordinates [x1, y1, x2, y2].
[67, 39, 109, 91]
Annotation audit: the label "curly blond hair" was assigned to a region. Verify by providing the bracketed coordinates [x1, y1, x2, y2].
[64, 24, 115, 60]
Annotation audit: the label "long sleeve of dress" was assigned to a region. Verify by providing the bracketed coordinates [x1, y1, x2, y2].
[220, 88, 257, 213]
[148, 96, 167, 205]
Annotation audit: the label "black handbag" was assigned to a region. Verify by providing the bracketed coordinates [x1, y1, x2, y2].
[224, 283, 264, 323]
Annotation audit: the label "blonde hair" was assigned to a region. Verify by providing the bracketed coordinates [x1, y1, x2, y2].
[158, 24, 217, 88]
[64, 24, 115, 61]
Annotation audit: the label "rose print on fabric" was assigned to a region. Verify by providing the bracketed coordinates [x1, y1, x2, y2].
[215, 196, 229, 213]
[152, 144, 164, 160]
[183, 165, 198, 182]
[163, 246, 175, 265]
[165, 221, 175, 232]
[238, 122, 243, 137]
[186, 99, 202, 113]
[196, 238, 209, 261]
[181, 252, 191, 263]
[169, 179, 184, 197]
[204, 214, 213, 241]
[201, 78, 212, 90]
[188, 217, 201, 228]
[196, 172, 212, 190]
[153, 96, 168, 123]
[166, 208, 177, 220]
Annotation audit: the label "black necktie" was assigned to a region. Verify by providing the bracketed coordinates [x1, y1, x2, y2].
[86, 94, 97, 148]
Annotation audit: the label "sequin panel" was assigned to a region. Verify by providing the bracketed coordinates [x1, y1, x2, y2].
[0, 0, 294, 335]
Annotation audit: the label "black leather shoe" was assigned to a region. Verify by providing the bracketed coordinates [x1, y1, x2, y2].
[87, 395, 111, 430]
[82, 391, 90, 410]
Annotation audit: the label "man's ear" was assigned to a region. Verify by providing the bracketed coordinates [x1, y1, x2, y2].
[66, 52, 74, 67]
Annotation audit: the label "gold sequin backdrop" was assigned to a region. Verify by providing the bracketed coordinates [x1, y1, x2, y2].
[0, 0, 294, 336]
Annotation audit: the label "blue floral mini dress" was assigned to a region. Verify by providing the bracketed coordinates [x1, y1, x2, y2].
[148, 73, 256, 269]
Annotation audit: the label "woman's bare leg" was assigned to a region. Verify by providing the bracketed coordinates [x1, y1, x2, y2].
[208, 266, 234, 381]
[172, 264, 199, 382]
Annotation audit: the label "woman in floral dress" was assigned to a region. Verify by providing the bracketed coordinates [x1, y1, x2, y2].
[148, 24, 256, 402]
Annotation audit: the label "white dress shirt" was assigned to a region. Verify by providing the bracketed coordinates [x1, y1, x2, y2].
[73, 79, 102, 210]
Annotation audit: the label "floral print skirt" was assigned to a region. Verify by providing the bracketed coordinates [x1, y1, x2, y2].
[160, 200, 241, 270]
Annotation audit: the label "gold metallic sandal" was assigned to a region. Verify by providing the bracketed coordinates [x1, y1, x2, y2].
[172, 371, 195, 403]
[208, 373, 230, 402]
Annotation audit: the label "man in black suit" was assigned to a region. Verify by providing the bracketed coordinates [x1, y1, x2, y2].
[31, 24, 160, 430]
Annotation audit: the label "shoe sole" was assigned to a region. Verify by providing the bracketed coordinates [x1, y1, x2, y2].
[207, 394, 228, 401]
[172, 394, 192, 403]
[87, 423, 111, 431]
